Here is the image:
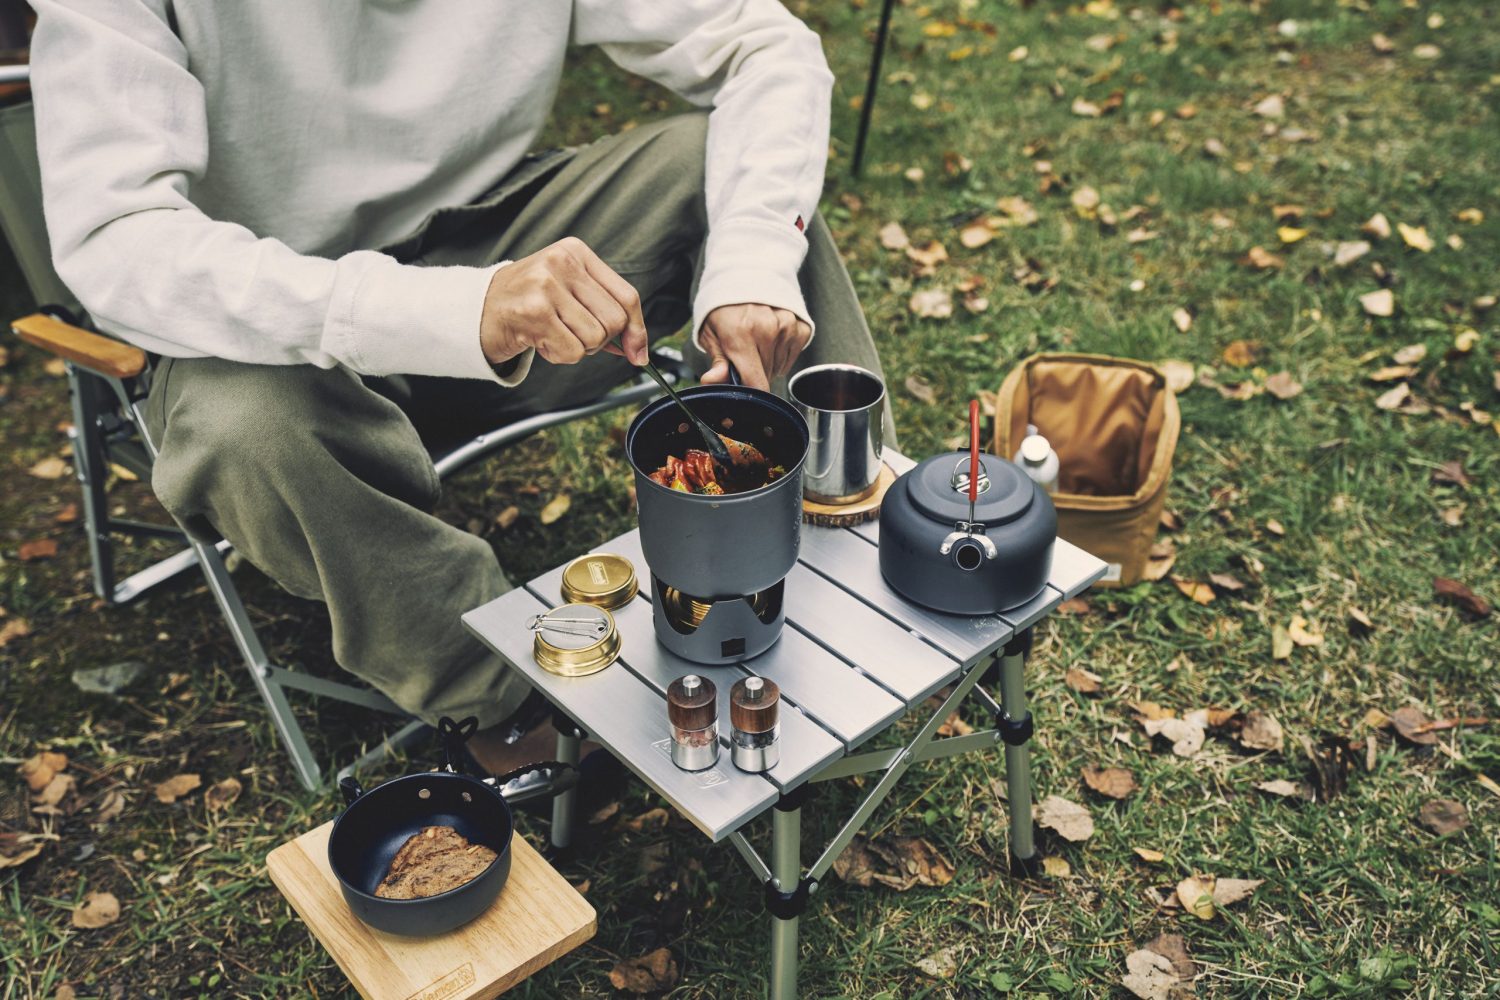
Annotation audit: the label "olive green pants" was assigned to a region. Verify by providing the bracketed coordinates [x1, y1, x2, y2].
[144, 113, 891, 728]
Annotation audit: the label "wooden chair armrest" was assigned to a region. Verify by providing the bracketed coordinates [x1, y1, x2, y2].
[11, 312, 147, 380]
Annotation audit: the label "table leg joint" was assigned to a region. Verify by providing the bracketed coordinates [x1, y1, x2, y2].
[763, 874, 819, 920]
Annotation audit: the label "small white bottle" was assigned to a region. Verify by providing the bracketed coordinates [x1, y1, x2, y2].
[1014, 433, 1059, 494]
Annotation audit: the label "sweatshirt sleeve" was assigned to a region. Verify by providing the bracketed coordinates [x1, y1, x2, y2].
[571, 0, 833, 346]
[29, 0, 530, 384]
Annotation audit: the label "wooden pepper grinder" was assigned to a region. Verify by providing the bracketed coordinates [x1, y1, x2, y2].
[729, 676, 780, 772]
[667, 674, 719, 771]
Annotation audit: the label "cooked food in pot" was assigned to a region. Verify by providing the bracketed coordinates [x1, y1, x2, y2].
[374, 825, 498, 899]
[647, 433, 786, 495]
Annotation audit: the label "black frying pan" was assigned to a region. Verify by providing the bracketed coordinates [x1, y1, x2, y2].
[327, 717, 577, 937]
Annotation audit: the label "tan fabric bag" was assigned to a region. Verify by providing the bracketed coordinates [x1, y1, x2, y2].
[994, 354, 1180, 587]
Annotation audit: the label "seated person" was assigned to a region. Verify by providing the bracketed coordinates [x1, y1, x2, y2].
[30, 0, 892, 773]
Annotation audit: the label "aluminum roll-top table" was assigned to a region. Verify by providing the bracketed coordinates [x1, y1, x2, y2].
[463, 449, 1108, 998]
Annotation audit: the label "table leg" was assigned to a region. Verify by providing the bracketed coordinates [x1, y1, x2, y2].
[770, 800, 802, 1000]
[551, 712, 584, 851]
[997, 632, 1040, 875]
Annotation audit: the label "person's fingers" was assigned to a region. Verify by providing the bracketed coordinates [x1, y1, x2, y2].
[566, 239, 648, 365]
[772, 309, 800, 377]
[701, 351, 731, 384]
[550, 294, 603, 361]
[533, 315, 586, 365]
[568, 272, 630, 349]
[724, 328, 769, 390]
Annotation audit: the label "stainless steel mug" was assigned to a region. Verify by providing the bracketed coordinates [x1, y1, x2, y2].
[788, 364, 886, 504]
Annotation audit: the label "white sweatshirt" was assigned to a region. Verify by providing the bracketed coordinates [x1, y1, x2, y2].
[29, 1, 833, 385]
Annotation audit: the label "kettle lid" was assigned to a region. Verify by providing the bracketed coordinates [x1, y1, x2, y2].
[906, 452, 1033, 525]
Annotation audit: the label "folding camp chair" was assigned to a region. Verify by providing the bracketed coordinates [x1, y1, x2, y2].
[0, 67, 678, 791]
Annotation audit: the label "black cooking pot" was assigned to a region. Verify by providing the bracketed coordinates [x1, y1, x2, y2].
[327, 717, 577, 937]
[879, 450, 1056, 615]
[626, 383, 809, 598]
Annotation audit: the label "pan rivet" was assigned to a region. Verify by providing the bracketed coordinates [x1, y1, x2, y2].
[418, 788, 431, 800]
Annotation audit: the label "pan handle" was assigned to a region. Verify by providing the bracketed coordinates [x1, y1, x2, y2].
[339, 775, 366, 807]
[487, 760, 581, 807]
[437, 715, 481, 775]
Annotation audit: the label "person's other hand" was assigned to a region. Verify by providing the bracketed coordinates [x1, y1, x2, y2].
[700, 304, 811, 390]
[480, 237, 648, 368]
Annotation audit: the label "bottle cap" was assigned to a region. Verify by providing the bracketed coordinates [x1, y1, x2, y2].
[1020, 435, 1051, 465]
[560, 553, 639, 610]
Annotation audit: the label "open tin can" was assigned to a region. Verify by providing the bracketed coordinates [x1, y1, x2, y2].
[530, 603, 621, 677]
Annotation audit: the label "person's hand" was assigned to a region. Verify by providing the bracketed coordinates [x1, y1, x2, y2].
[480, 237, 648, 368]
[700, 304, 811, 390]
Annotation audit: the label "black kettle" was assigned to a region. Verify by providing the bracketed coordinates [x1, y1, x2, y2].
[879, 401, 1056, 615]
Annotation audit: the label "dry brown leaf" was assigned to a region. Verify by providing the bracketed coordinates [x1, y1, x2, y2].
[1369, 365, 1416, 382]
[1362, 213, 1392, 239]
[1213, 878, 1264, 907]
[1271, 623, 1293, 660]
[1159, 360, 1194, 394]
[494, 505, 520, 530]
[1147, 934, 1196, 982]
[1433, 577, 1491, 618]
[1065, 667, 1103, 695]
[1413, 42, 1442, 59]
[1453, 328, 1479, 353]
[1221, 340, 1260, 367]
[94, 788, 127, 825]
[1172, 577, 1215, 605]
[1133, 847, 1165, 863]
[1375, 382, 1410, 410]
[1252, 94, 1284, 119]
[1072, 96, 1103, 118]
[1348, 606, 1375, 636]
[18, 539, 59, 562]
[1122, 948, 1179, 1000]
[1264, 371, 1303, 401]
[539, 494, 571, 525]
[832, 834, 955, 890]
[1057, 597, 1091, 616]
[1035, 795, 1094, 842]
[994, 196, 1039, 227]
[1360, 288, 1395, 317]
[904, 240, 949, 270]
[914, 947, 960, 980]
[937, 712, 974, 738]
[0, 834, 46, 870]
[0, 618, 31, 649]
[1203, 137, 1228, 159]
[1072, 185, 1101, 214]
[1081, 765, 1136, 799]
[1208, 572, 1246, 593]
[904, 374, 937, 405]
[908, 288, 953, 319]
[205, 777, 243, 812]
[624, 807, 670, 832]
[20, 751, 69, 793]
[35, 773, 77, 808]
[1431, 460, 1470, 488]
[879, 221, 910, 251]
[1393, 343, 1427, 366]
[154, 773, 202, 804]
[1397, 222, 1434, 253]
[1391, 706, 1439, 746]
[55, 503, 80, 525]
[608, 948, 679, 994]
[1170, 308, 1192, 333]
[1041, 855, 1071, 878]
[1418, 798, 1469, 835]
[1371, 33, 1396, 54]
[28, 456, 69, 480]
[1334, 240, 1371, 267]
[1176, 876, 1216, 919]
[1239, 711, 1285, 753]
[587, 801, 621, 825]
[1130, 701, 1175, 722]
[1287, 615, 1324, 647]
[1265, 518, 1285, 536]
[71, 891, 121, 930]
[43, 357, 67, 377]
[1143, 538, 1177, 582]
[1145, 717, 1205, 757]
[1255, 779, 1306, 799]
[958, 220, 995, 249]
[1126, 228, 1158, 244]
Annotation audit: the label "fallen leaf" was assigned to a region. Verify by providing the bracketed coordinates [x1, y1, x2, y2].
[1176, 876, 1216, 919]
[608, 948, 680, 994]
[936, 712, 974, 738]
[1159, 360, 1194, 394]
[1265, 518, 1285, 536]
[1172, 577, 1215, 605]
[833, 834, 955, 890]
[1371, 32, 1396, 54]
[1072, 185, 1101, 213]
[904, 240, 948, 271]
[1130, 700, 1174, 722]
[994, 196, 1039, 227]
[1362, 213, 1392, 240]
[1391, 706, 1439, 746]
[1081, 765, 1136, 799]
[1008, 44, 1028, 62]
[904, 166, 925, 184]
[28, 456, 69, 480]
[1264, 371, 1303, 400]
[1143, 717, 1205, 757]
[1202, 137, 1228, 158]
[1375, 383, 1410, 410]
[154, 773, 202, 804]
[1369, 365, 1416, 382]
[1453, 328, 1479, 353]
[961, 294, 989, 314]
[1041, 855, 1071, 878]
[1393, 343, 1428, 365]
[1239, 711, 1285, 752]
[494, 505, 520, 530]
[1348, 607, 1375, 635]
[1133, 847, 1165, 863]
[1271, 204, 1304, 222]
[43, 357, 67, 377]
[1455, 208, 1484, 225]
[1431, 460, 1470, 488]
[1446, 233, 1465, 251]
[1208, 572, 1246, 593]
[1035, 795, 1094, 842]
[1418, 798, 1469, 836]
[20, 751, 69, 793]
[0, 834, 46, 869]
[1397, 222, 1434, 253]
[904, 374, 937, 404]
[908, 288, 953, 319]
[1072, 97, 1103, 118]
[1170, 308, 1192, 333]
[18, 539, 58, 562]
[1144, 539, 1176, 581]
[909, 91, 935, 111]
[539, 494, 571, 525]
[1360, 288, 1395, 317]
[1122, 949, 1179, 1000]
[1433, 577, 1490, 618]
[1057, 597, 1091, 616]
[1412, 43, 1441, 60]
[914, 946, 959, 979]
[1212, 878, 1264, 907]
[1287, 615, 1324, 647]
[958, 220, 995, 249]
[624, 807, 670, 833]
[0, 618, 31, 648]
[55, 503, 80, 525]
[1222, 340, 1260, 367]
[94, 788, 127, 825]
[1334, 240, 1371, 267]
[879, 221, 910, 251]
[1252, 94, 1284, 119]
[1271, 623, 1293, 660]
[1065, 667, 1102, 694]
[1277, 226, 1308, 244]
[205, 776, 242, 812]
[35, 773, 77, 808]
[1255, 779, 1307, 799]
[71, 891, 121, 929]
[1126, 227, 1158, 244]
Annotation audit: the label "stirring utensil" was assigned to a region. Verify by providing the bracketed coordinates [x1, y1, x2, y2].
[618, 338, 733, 471]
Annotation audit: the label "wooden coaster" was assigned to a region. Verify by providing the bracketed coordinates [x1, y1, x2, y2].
[267, 821, 595, 1000]
[802, 463, 899, 527]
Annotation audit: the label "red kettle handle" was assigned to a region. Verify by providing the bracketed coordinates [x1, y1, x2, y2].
[968, 399, 980, 504]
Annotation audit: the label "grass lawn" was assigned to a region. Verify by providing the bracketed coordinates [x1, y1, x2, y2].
[3, 0, 1497, 996]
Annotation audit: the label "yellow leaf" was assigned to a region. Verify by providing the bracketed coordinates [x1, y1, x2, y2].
[1271, 624, 1293, 660]
[1176, 875, 1217, 919]
[1393, 343, 1427, 365]
[910, 92, 934, 111]
[1456, 208, 1484, 225]
[1172, 577, 1215, 605]
[1288, 614, 1324, 647]
[1453, 328, 1479, 353]
[1277, 226, 1308, 244]
[1008, 45, 1029, 62]
[1041, 856, 1071, 878]
[1133, 847, 1165, 863]
[1398, 222, 1434, 253]
[947, 45, 973, 62]
[922, 21, 957, 37]
[958, 221, 995, 249]
[43, 357, 67, 377]
[1361, 213, 1392, 240]
[539, 494, 571, 525]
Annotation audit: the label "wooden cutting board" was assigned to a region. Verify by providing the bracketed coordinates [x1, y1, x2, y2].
[267, 821, 595, 1000]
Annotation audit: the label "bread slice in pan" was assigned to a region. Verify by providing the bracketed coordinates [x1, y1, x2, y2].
[373, 825, 498, 900]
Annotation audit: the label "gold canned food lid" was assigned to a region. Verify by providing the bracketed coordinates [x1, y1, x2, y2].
[531, 603, 620, 677]
[560, 553, 638, 610]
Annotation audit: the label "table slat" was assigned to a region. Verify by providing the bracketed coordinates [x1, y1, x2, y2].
[463, 591, 778, 842]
